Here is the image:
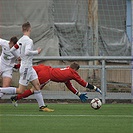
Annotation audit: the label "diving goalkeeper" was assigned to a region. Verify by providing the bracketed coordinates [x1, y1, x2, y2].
[11, 62, 102, 106]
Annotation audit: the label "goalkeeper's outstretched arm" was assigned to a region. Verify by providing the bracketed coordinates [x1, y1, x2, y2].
[73, 72, 102, 95]
[65, 81, 88, 102]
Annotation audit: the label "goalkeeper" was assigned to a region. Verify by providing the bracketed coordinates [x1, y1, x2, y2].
[11, 62, 102, 105]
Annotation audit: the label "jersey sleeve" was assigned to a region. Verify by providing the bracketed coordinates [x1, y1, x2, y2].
[0, 38, 4, 46]
[10, 46, 20, 58]
[65, 80, 78, 94]
[25, 40, 38, 56]
[73, 71, 88, 87]
[0, 38, 8, 47]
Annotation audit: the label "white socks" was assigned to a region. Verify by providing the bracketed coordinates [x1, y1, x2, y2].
[0, 87, 45, 108]
[0, 92, 4, 98]
[0, 87, 16, 95]
[34, 90, 45, 107]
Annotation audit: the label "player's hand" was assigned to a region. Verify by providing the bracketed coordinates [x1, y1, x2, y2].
[95, 87, 102, 95]
[79, 93, 88, 102]
[37, 48, 42, 54]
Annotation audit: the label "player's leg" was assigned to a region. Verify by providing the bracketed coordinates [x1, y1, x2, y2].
[30, 68, 54, 112]
[0, 65, 29, 96]
[0, 70, 13, 98]
[0, 77, 12, 98]
[2, 77, 12, 87]
[10, 67, 30, 106]
[14, 89, 33, 100]
[11, 83, 46, 104]
[2, 69, 12, 87]
[10, 84, 26, 107]
[16, 66, 35, 94]
[10, 69, 48, 105]
[0, 84, 25, 99]
[26, 68, 46, 109]
[10, 66, 32, 102]
[0, 86, 17, 95]
[30, 79, 53, 112]
[11, 89, 33, 107]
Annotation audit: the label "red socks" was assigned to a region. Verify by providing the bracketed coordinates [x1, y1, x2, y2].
[17, 89, 33, 100]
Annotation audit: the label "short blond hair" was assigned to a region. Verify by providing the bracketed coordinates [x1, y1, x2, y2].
[22, 22, 31, 32]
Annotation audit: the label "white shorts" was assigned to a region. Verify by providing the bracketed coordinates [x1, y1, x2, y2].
[1, 69, 13, 78]
[0, 58, 13, 78]
[19, 66, 38, 86]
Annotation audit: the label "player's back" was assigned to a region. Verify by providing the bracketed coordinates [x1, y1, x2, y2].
[33, 64, 51, 84]
[50, 67, 76, 82]
[18, 35, 33, 67]
[33, 64, 75, 83]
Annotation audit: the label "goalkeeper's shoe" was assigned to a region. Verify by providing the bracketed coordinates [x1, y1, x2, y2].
[10, 96, 18, 107]
[39, 106, 54, 112]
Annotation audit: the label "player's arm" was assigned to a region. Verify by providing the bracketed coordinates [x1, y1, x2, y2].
[0, 38, 4, 46]
[25, 41, 41, 56]
[25, 47, 41, 55]
[10, 44, 20, 58]
[0, 38, 8, 47]
[73, 72, 102, 95]
[65, 80, 78, 94]
[65, 81, 88, 102]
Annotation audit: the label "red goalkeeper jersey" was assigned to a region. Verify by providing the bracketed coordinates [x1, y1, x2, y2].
[33, 64, 88, 94]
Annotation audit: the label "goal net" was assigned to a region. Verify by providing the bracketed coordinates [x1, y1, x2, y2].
[0, 0, 131, 56]
[0, 0, 131, 100]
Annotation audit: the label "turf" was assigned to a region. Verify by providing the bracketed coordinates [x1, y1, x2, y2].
[0, 103, 133, 133]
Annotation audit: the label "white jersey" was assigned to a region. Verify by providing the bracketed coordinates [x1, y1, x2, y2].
[17, 35, 38, 68]
[0, 38, 17, 72]
[17, 35, 38, 86]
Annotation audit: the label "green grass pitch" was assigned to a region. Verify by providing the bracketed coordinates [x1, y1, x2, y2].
[0, 103, 133, 133]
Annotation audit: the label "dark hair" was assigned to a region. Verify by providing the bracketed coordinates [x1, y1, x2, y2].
[22, 22, 31, 32]
[10, 36, 18, 44]
[70, 62, 80, 71]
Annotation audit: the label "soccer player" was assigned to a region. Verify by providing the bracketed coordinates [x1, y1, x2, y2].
[11, 62, 102, 106]
[0, 36, 20, 98]
[0, 22, 53, 112]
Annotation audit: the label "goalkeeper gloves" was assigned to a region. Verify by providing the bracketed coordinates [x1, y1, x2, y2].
[77, 92, 88, 102]
[94, 86, 102, 95]
[86, 83, 102, 95]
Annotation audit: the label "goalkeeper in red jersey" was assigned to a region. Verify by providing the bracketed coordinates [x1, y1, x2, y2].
[11, 62, 102, 107]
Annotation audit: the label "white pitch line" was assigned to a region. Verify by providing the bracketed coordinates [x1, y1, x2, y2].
[0, 114, 133, 118]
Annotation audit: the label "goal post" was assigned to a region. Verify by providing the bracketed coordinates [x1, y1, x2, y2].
[88, 0, 99, 77]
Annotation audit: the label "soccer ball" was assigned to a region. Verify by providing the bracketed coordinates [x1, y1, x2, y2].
[90, 98, 102, 110]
